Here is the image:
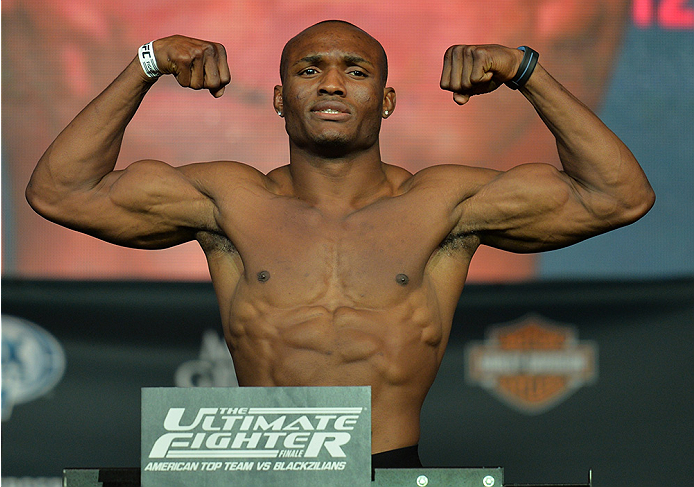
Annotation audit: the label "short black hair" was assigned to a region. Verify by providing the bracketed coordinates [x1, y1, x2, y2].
[279, 20, 388, 86]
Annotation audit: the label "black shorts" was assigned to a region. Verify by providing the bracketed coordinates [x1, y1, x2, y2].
[372, 444, 423, 478]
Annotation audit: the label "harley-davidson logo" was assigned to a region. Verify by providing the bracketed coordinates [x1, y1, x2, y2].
[465, 314, 598, 414]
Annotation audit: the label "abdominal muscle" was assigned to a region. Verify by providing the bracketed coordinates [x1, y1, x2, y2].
[223, 284, 448, 454]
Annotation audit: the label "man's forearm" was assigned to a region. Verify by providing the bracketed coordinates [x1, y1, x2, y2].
[520, 64, 654, 215]
[27, 57, 155, 204]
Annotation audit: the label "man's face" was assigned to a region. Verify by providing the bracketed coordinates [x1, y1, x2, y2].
[275, 23, 395, 158]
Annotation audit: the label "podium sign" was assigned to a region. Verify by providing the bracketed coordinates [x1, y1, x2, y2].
[141, 386, 371, 487]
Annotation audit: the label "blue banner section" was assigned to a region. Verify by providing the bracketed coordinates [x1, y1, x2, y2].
[2, 278, 693, 487]
[539, 23, 694, 279]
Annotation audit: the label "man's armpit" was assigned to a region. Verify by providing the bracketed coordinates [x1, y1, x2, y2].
[438, 231, 480, 257]
[196, 230, 238, 255]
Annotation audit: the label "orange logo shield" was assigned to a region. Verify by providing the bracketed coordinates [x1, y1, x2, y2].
[465, 315, 598, 414]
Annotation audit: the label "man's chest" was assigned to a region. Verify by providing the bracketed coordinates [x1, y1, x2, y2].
[218, 197, 461, 307]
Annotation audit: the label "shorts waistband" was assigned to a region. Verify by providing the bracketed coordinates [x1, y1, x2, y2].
[372, 444, 423, 471]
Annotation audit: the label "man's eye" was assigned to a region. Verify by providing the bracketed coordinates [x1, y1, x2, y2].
[349, 69, 367, 77]
[299, 68, 318, 76]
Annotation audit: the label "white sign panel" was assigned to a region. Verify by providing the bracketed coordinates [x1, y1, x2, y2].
[141, 387, 371, 486]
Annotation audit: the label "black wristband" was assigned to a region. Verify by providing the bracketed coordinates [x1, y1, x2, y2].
[505, 46, 539, 90]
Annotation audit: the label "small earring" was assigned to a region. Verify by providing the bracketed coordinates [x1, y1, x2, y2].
[383, 110, 389, 117]
[277, 111, 283, 117]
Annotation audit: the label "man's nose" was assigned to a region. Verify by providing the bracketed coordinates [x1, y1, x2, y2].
[318, 68, 345, 96]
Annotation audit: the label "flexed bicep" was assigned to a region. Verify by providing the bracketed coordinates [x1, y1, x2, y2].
[459, 163, 625, 253]
[35, 159, 218, 249]
[98, 160, 221, 248]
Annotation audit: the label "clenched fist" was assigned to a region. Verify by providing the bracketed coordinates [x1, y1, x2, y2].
[147, 35, 231, 98]
[440, 45, 523, 105]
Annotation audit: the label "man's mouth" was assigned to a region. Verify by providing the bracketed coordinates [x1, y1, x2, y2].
[310, 102, 351, 121]
[311, 101, 350, 113]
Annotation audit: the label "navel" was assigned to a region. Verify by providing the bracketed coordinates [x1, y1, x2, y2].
[257, 270, 271, 283]
[395, 273, 409, 286]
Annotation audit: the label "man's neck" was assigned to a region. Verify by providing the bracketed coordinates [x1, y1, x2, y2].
[287, 143, 391, 213]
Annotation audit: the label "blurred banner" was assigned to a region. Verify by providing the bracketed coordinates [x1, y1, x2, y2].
[3, 0, 693, 282]
[2, 278, 693, 486]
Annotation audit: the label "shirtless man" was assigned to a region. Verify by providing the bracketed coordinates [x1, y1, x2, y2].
[26, 20, 654, 467]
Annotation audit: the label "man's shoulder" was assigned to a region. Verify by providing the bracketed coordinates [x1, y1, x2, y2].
[180, 160, 267, 178]
[414, 163, 497, 179]
[401, 163, 498, 194]
[178, 160, 278, 193]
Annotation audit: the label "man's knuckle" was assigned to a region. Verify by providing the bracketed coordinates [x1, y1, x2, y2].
[191, 45, 205, 58]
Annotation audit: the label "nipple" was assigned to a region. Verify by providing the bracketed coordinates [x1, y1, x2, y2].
[257, 270, 271, 283]
[395, 273, 409, 286]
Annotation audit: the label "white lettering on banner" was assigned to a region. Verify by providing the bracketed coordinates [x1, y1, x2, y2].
[272, 461, 347, 471]
[144, 462, 201, 471]
[478, 351, 590, 374]
[164, 408, 219, 430]
[149, 407, 363, 461]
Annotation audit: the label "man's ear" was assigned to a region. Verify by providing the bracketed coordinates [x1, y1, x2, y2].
[382, 87, 396, 118]
[273, 85, 284, 116]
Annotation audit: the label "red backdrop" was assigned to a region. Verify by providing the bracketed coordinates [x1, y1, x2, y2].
[2, 0, 633, 281]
